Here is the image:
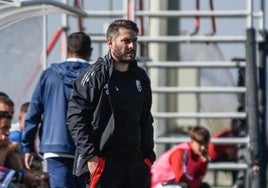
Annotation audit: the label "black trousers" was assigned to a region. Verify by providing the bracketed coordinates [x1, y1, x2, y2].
[98, 156, 150, 188]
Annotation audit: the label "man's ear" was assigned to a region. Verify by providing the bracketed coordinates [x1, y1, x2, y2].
[85, 48, 93, 61]
[107, 38, 113, 48]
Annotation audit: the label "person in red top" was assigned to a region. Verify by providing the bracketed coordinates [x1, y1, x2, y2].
[208, 120, 239, 162]
[151, 126, 211, 188]
[208, 120, 240, 185]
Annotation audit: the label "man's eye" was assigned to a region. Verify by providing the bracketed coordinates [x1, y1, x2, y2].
[1, 125, 10, 130]
[122, 39, 131, 43]
[121, 39, 137, 44]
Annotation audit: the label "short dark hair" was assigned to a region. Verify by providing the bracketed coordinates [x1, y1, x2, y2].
[0, 91, 8, 98]
[0, 96, 14, 108]
[67, 32, 92, 58]
[106, 19, 139, 40]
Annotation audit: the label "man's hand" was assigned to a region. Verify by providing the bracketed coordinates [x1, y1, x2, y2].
[87, 156, 99, 174]
[0, 134, 9, 147]
[24, 153, 36, 170]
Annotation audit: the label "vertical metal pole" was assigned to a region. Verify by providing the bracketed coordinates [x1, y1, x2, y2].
[61, 0, 68, 61]
[74, 0, 84, 31]
[246, 28, 260, 188]
[127, 0, 135, 21]
[42, 7, 47, 69]
[123, 0, 128, 19]
[258, 31, 267, 188]
[167, 0, 179, 135]
[260, 0, 265, 32]
[257, 1, 267, 188]
[246, 0, 253, 28]
[149, 0, 168, 155]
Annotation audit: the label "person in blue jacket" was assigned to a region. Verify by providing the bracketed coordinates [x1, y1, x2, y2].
[22, 32, 93, 188]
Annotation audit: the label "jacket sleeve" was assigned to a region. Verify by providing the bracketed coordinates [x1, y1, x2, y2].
[140, 75, 156, 163]
[22, 73, 44, 153]
[169, 149, 185, 182]
[67, 71, 99, 161]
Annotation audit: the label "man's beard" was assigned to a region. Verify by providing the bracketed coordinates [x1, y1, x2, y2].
[113, 47, 136, 64]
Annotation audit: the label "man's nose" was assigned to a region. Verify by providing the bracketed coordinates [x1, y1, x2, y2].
[128, 42, 134, 48]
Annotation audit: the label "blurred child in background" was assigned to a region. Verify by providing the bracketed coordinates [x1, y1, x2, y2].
[151, 126, 211, 188]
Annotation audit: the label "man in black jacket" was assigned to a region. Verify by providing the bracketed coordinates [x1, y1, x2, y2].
[67, 19, 156, 188]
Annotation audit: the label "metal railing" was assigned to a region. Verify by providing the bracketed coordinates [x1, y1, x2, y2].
[81, 0, 265, 186]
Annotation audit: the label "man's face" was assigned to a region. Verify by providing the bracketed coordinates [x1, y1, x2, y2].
[0, 102, 13, 147]
[0, 102, 14, 117]
[0, 117, 11, 147]
[108, 28, 137, 64]
[19, 111, 27, 130]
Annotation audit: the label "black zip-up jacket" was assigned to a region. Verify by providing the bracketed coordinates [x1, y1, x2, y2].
[67, 52, 156, 176]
